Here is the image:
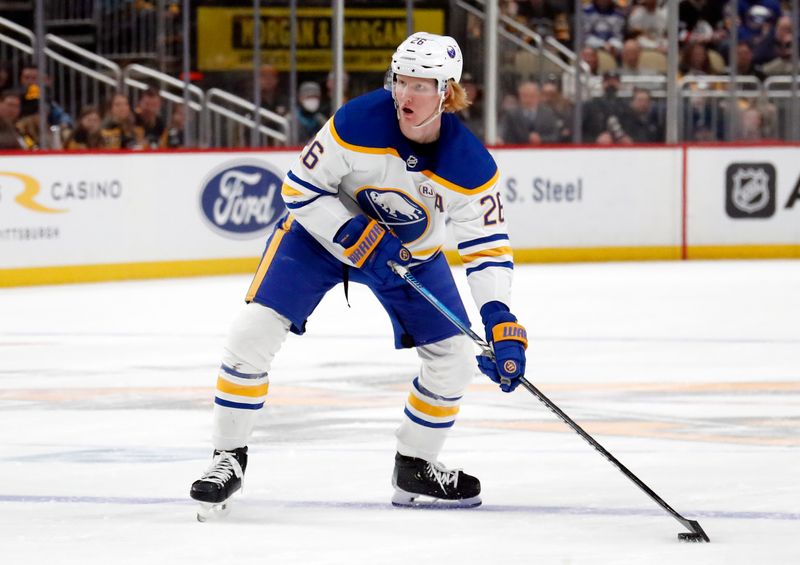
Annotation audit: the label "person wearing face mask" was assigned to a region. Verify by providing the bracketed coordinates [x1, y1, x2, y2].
[190, 32, 527, 520]
[295, 81, 327, 145]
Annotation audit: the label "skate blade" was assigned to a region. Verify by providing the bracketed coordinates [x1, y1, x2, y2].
[196, 501, 232, 522]
[391, 488, 481, 509]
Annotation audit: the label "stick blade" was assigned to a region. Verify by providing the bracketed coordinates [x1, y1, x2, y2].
[678, 520, 710, 543]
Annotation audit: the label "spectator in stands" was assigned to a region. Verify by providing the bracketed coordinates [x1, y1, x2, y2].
[516, 0, 571, 43]
[0, 90, 29, 150]
[167, 104, 185, 148]
[501, 92, 520, 113]
[761, 32, 795, 75]
[540, 76, 572, 142]
[582, 70, 632, 143]
[0, 62, 11, 92]
[738, 2, 781, 43]
[64, 106, 105, 150]
[583, 0, 626, 56]
[0, 90, 22, 128]
[294, 81, 327, 145]
[581, 45, 600, 74]
[18, 65, 40, 118]
[516, 0, 561, 37]
[258, 64, 289, 117]
[134, 87, 168, 149]
[500, 0, 523, 23]
[678, 41, 725, 141]
[679, 40, 714, 76]
[733, 41, 765, 80]
[16, 64, 72, 143]
[679, 0, 725, 45]
[627, 0, 668, 51]
[620, 88, 664, 142]
[756, 15, 794, 68]
[321, 70, 351, 117]
[569, 46, 604, 98]
[456, 72, 484, 140]
[732, 4, 778, 60]
[498, 81, 559, 145]
[0, 120, 23, 150]
[101, 93, 140, 149]
[619, 39, 644, 75]
[737, 105, 769, 140]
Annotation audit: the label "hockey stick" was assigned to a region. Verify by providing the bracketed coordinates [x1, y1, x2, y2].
[389, 261, 710, 543]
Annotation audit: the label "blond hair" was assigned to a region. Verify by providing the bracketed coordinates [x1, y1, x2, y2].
[444, 79, 471, 113]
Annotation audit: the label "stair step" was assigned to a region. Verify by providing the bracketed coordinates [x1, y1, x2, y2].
[45, 19, 96, 27]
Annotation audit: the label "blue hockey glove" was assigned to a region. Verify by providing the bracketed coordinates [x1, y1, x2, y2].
[476, 301, 528, 393]
[334, 215, 411, 285]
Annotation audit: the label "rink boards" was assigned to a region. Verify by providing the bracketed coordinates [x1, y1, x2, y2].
[1, 144, 799, 286]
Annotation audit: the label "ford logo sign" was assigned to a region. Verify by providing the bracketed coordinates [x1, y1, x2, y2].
[200, 160, 286, 239]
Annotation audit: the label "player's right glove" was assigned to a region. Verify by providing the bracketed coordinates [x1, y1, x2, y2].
[476, 301, 528, 393]
[334, 215, 411, 285]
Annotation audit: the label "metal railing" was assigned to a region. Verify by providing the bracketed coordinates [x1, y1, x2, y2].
[0, 15, 35, 83]
[97, 0, 182, 71]
[204, 89, 291, 148]
[677, 76, 763, 142]
[39, 0, 182, 71]
[0, 17, 121, 134]
[45, 33, 122, 122]
[455, 0, 580, 80]
[763, 76, 800, 141]
[122, 63, 204, 144]
[471, 0, 578, 71]
[0, 16, 291, 148]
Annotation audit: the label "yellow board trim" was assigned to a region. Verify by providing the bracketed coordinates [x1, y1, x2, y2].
[687, 244, 800, 259]
[330, 120, 401, 158]
[407, 394, 459, 418]
[0, 257, 261, 287]
[245, 216, 294, 301]
[460, 246, 514, 264]
[4, 245, 799, 288]
[216, 377, 269, 398]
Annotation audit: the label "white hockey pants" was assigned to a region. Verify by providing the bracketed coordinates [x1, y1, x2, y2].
[211, 302, 475, 462]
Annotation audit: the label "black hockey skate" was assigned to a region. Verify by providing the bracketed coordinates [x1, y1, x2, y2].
[391, 452, 481, 508]
[190, 446, 248, 522]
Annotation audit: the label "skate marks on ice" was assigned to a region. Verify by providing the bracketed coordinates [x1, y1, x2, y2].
[2, 492, 798, 522]
[1, 379, 797, 446]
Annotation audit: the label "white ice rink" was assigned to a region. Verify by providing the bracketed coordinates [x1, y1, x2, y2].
[1, 261, 798, 564]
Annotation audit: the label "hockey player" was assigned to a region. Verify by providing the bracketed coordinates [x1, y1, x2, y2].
[190, 32, 528, 519]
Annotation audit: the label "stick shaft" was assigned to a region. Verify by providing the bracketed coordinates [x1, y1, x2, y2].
[390, 261, 708, 540]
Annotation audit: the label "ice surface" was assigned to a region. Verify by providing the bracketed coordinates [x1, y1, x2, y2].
[1, 261, 798, 564]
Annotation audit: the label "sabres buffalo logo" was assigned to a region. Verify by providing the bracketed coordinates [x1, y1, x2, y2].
[355, 187, 429, 243]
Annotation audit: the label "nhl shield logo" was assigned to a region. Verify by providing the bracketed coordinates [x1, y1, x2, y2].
[406, 155, 418, 169]
[355, 187, 429, 243]
[725, 163, 776, 218]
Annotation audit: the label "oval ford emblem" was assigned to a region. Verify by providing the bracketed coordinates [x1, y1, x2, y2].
[200, 160, 285, 239]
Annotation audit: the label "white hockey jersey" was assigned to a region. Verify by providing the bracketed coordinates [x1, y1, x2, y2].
[280, 88, 513, 310]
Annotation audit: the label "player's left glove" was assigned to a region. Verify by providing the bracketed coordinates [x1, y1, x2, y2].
[476, 301, 528, 393]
